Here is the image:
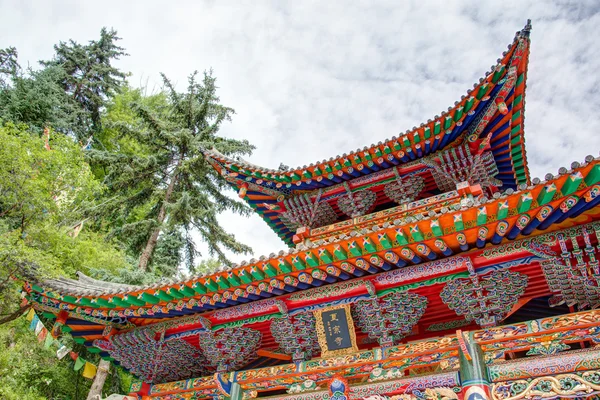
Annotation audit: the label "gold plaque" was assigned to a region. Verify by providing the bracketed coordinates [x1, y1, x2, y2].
[313, 304, 359, 357]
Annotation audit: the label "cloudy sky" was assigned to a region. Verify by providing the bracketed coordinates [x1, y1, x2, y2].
[2, 1, 599, 263]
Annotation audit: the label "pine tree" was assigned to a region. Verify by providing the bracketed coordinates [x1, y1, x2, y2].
[89, 72, 254, 271]
[41, 27, 127, 138]
[0, 65, 84, 135]
[0, 47, 18, 87]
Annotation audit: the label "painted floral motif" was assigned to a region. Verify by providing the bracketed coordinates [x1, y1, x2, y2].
[491, 371, 600, 400]
[383, 175, 425, 205]
[95, 329, 207, 383]
[280, 193, 338, 230]
[440, 270, 528, 327]
[337, 189, 377, 218]
[271, 312, 320, 361]
[352, 292, 428, 346]
[198, 327, 262, 372]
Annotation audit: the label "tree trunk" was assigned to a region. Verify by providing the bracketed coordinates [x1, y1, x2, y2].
[138, 162, 180, 271]
[86, 359, 110, 400]
[0, 304, 29, 326]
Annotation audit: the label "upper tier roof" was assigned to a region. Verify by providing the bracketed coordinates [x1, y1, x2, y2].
[205, 21, 533, 245]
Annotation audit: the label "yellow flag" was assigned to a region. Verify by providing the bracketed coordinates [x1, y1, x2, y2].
[82, 362, 97, 379]
[25, 308, 35, 322]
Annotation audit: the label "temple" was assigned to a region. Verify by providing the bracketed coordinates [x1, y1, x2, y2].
[23, 20, 600, 400]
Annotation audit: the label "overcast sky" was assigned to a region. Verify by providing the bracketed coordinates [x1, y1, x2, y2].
[2, 1, 599, 263]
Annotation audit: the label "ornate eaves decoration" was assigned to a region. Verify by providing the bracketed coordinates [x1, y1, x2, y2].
[94, 329, 207, 383]
[383, 170, 425, 205]
[491, 371, 600, 400]
[541, 226, 600, 309]
[337, 184, 377, 218]
[280, 192, 337, 230]
[270, 311, 320, 361]
[198, 327, 262, 372]
[440, 260, 528, 327]
[353, 292, 428, 346]
[424, 144, 501, 193]
[363, 387, 459, 400]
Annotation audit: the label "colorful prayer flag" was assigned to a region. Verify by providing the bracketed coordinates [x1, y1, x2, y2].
[57, 345, 70, 360]
[44, 331, 54, 348]
[74, 356, 85, 371]
[25, 308, 35, 322]
[29, 315, 39, 331]
[37, 327, 47, 343]
[34, 320, 44, 335]
[69, 351, 78, 361]
[82, 362, 97, 379]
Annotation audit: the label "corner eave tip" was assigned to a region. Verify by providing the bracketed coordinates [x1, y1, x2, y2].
[522, 19, 532, 37]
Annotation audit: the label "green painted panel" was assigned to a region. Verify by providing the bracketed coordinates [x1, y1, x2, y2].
[318, 249, 333, 264]
[378, 233, 393, 249]
[395, 229, 409, 245]
[305, 252, 319, 267]
[537, 183, 557, 205]
[562, 172, 583, 196]
[464, 97, 475, 112]
[192, 281, 207, 294]
[585, 165, 600, 186]
[168, 288, 185, 299]
[204, 278, 219, 292]
[477, 206, 487, 225]
[517, 193, 533, 213]
[362, 237, 377, 253]
[262, 263, 278, 278]
[333, 245, 348, 260]
[140, 292, 160, 305]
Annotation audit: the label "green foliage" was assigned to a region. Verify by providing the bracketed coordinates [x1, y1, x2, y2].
[89, 73, 255, 270]
[0, 124, 137, 398]
[0, 318, 131, 399]
[0, 28, 127, 140]
[0, 318, 85, 400]
[0, 66, 84, 136]
[41, 28, 127, 137]
[0, 124, 128, 315]
[192, 257, 221, 276]
[0, 47, 19, 87]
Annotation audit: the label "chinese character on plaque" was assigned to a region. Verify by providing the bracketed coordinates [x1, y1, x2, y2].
[313, 304, 358, 357]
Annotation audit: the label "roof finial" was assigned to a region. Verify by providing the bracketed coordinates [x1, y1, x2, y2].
[521, 19, 532, 37]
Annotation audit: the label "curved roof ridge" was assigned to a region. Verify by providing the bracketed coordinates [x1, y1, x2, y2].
[205, 21, 533, 179]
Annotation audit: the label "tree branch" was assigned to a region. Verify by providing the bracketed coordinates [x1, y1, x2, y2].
[0, 304, 29, 326]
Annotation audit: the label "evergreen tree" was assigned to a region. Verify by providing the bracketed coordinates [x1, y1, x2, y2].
[41, 27, 127, 138]
[0, 65, 84, 135]
[0, 47, 18, 87]
[89, 72, 254, 271]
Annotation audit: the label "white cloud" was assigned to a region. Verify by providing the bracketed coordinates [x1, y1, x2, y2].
[1, 0, 599, 262]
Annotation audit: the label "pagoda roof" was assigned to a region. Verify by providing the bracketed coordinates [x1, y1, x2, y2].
[205, 22, 533, 244]
[25, 155, 600, 381]
[24, 21, 600, 385]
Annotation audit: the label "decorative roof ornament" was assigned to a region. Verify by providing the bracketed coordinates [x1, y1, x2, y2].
[383, 169, 425, 205]
[270, 311, 320, 361]
[94, 329, 208, 383]
[424, 143, 501, 194]
[198, 327, 262, 372]
[280, 192, 337, 230]
[352, 292, 428, 346]
[440, 261, 528, 327]
[337, 183, 377, 218]
[541, 227, 600, 309]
